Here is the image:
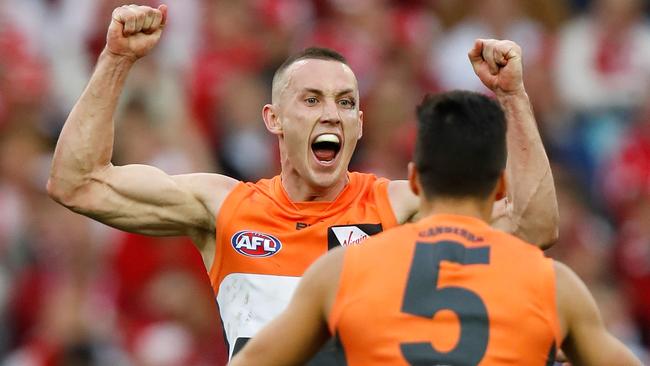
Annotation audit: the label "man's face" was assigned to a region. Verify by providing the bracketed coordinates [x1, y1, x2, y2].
[272, 59, 363, 190]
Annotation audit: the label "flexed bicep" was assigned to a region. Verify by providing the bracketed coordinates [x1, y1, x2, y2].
[56, 164, 237, 237]
[47, 4, 239, 240]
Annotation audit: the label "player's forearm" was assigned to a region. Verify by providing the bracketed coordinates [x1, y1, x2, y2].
[48, 49, 134, 202]
[498, 90, 559, 248]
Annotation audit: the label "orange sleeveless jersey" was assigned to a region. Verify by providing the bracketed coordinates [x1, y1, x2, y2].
[208, 172, 398, 357]
[329, 214, 562, 366]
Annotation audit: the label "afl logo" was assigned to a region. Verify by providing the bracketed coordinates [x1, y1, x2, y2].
[231, 231, 282, 258]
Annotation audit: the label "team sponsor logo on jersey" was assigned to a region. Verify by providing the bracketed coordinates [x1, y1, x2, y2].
[327, 224, 383, 249]
[231, 231, 282, 257]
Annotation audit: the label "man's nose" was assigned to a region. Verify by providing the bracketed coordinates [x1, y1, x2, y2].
[320, 99, 341, 124]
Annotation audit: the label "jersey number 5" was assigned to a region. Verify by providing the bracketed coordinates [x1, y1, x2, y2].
[400, 241, 490, 365]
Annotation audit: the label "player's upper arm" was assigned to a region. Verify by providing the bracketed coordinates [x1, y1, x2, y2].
[230, 248, 345, 366]
[491, 169, 559, 249]
[555, 261, 642, 366]
[388, 180, 420, 224]
[49, 163, 238, 237]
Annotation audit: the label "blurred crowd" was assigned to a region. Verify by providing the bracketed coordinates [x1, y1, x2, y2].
[1, 0, 650, 364]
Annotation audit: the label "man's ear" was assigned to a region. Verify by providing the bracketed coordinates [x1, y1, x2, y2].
[357, 110, 364, 140]
[408, 162, 420, 197]
[263, 104, 282, 135]
[494, 171, 507, 201]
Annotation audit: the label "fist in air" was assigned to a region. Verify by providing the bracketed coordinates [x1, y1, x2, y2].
[106, 4, 168, 61]
[468, 39, 524, 95]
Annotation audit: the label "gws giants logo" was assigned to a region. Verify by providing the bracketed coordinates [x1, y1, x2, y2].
[231, 231, 282, 257]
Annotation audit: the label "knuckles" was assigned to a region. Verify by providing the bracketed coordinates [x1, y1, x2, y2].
[109, 5, 163, 37]
[114, 5, 160, 25]
[484, 40, 522, 58]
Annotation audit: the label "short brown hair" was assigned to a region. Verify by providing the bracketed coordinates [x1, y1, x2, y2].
[271, 47, 348, 103]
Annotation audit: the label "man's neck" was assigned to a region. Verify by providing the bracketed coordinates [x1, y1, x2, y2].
[418, 197, 494, 223]
[280, 170, 349, 202]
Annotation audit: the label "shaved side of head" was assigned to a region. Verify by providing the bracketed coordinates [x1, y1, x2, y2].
[271, 47, 349, 105]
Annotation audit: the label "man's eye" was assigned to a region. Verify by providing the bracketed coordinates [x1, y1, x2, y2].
[339, 99, 355, 108]
[305, 97, 318, 105]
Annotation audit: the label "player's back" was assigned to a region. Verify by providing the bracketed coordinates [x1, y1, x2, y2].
[328, 214, 561, 366]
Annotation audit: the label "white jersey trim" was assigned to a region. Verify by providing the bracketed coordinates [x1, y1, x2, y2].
[217, 273, 300, 359]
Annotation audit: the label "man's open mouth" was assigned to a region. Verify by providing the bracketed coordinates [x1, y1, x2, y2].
[311, 133, 341, 163]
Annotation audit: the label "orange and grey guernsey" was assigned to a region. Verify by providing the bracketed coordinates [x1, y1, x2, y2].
[208, 172, 398, 358]
[329, 214, 562, 366]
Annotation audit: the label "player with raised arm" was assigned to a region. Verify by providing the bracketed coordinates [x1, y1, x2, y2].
[47, 4, 558, 362]
[230, 91, 642, 366]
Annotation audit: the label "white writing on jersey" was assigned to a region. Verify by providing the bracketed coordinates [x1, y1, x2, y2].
[235, 235, 279, 252]
[331, 226, 371, 246]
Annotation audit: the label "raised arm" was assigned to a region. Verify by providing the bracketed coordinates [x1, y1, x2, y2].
[555, 261, 642, 365]
[468, 39, 558, 248]
[47, 5, 237, 248]
[388, 40, 558, 247]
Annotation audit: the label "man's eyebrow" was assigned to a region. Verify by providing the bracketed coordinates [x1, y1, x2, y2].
[301, 88, 355, 97]
[303, 88, 324, 96]
[336, 89, 355, 97]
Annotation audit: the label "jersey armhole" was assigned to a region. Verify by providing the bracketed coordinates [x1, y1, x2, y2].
[373, 178, 399, 229]
[543, 257, 563, 348]
[208, 181, 247, 288]
[327, 246, 358, 335]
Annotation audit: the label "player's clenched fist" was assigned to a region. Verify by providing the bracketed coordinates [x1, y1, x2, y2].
[106, 4, 168, 61]
[468, 39, 524, 95]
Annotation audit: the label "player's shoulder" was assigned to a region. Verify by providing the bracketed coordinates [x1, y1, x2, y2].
[348, 171, 381, 181]
[243, 175, 278, 189]
[488, 225, 542, 253]
[552, 259, 596, 324]
[214, 177, 279, 217]
[552, 261, 580, 287]
[347, 171, 390, 190]
[229, 175, 281, 199]
[346, 171, 396, 205]
[172, 172, 240, 206]
[483, 227, 555, 283]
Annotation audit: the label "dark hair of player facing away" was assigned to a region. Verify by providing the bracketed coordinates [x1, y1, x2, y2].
[414, 91, 507, 200]
[272, 47, 348, 85]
